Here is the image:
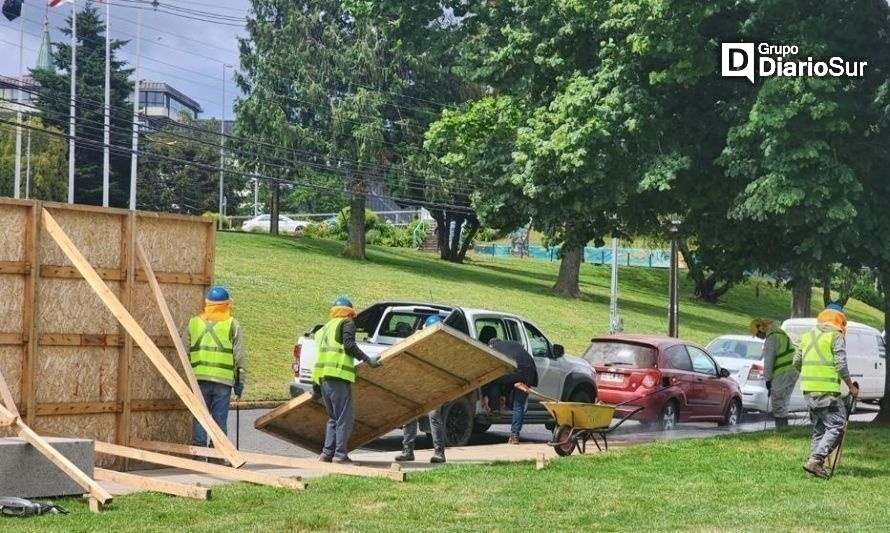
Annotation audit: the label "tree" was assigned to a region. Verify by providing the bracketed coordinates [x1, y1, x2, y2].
[0, 118, 67, 201]
[31, 5, 133, 206]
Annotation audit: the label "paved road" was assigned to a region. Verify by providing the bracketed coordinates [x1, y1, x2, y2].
[226, 403, 879, 459]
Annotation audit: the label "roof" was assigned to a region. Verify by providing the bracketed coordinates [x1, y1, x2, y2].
[707, 334, 763, 343]
[139, 80, 203, 113]
[782, 318, 879, 334]
[588, 333, 691, 349]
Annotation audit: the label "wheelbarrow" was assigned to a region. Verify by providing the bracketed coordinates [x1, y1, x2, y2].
[542, 399, 644, 456]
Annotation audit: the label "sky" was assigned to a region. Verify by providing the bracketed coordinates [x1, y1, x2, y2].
[0, 0, 248, 119]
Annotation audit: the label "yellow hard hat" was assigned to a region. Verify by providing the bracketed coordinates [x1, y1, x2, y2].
[748, 319, 772, 336]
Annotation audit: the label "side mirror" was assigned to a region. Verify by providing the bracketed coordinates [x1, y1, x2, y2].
[719, 368, 730, 378]
[552, 344, 565, 358]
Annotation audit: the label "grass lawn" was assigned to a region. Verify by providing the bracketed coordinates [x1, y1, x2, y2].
[213, 233, 884, 401]
[13, 424, 890, 531]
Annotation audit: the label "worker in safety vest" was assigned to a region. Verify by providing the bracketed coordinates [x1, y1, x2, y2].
[749, 318, 798, 429]
[395, 314, 447, 464]
[793, 303, 859, 479]
[312, 297, 382, 464]
[184, 286, 245, 447]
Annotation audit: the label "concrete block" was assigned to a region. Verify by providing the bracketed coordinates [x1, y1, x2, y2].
[0, 437, 94, 498]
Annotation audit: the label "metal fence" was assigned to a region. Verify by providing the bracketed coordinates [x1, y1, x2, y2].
[472, 244, 686, 269]
[228, 209, 424, 229]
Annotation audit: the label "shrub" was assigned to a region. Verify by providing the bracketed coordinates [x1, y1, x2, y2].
[338, 207, 379, 233]
[302, 222, 330, 239]
[202, 211, 232, 230]
[852, 280, 883, 309]
[365, 229, 382, 245]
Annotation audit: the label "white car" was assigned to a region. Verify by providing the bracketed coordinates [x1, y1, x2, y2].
[241, 214, 310, 234]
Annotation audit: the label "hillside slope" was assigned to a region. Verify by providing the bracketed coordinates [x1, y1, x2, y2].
[214, 233, 883, 400]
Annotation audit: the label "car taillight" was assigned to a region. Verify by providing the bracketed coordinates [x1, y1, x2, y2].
[641, 371, 661, 389]
[292, 344, 302, 376]
[747, 363, 764, 382]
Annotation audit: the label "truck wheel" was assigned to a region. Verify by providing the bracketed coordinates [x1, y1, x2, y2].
[569, 386, 596, 404]
[472, 422, 491, 434]
[443, 397, 474, 447]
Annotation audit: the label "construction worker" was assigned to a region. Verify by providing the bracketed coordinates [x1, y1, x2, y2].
[185, 286, 245, 448]
[395, 315, 447, 464]
[749, 318, 798, 428]
[795, 303, 859, 479]
[312, 297, 382, 464]
[489, 339, 538, 444]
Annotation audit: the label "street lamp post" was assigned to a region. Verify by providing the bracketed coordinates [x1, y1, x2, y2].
[218, 63, 232, 230]
[667, 213, 682, 338]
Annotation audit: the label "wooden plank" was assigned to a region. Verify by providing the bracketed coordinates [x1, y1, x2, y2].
[204, 218, 216, 291]
[131, 399, 187, 412]
[22, 202, 38, 425]
[35, 401, 122, 415]
[117, 211, 135, 464]
[136, 242, 205, 406]
[39, 265, 125, 281]
[35, 265, 208, 286]
[0, 260, 28, 274]
[131, 438, 406, 482]
[94, 441, 305, 490]
[0, 416, 15, 427]
[0, 333, 24, 345]
[37, 334, 175, 347]
[135, 270, 210, 285]
[0, 362, 20, 417]
[40, 209, 246, 469]
[0, 403, 113, 505]
[94, 468, 211, 500]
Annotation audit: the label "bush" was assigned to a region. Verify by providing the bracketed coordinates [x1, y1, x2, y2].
[202, 211, 232, 229]
[852, 280, 883, 309]
[475, 227, 494, 243]
[302, 222, 330, 239]
[365, 228, 382, 245]
[338, 207, 379, 233]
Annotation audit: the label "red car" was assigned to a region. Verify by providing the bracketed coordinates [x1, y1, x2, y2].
[582, 334, 743, 430]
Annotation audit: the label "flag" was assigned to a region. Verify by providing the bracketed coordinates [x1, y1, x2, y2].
[47, 0, 71, 7]
[2, 0, 23, 21]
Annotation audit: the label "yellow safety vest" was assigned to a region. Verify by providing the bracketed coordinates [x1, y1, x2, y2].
[188, 316, 235, 383]
[311, 318, 356, 384]
[768, 329, 796, 378]
[799, 328, 841, 394]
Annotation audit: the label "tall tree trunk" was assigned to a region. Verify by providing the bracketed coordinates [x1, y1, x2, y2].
[456, 216, 480, 263]
[342, 194, 367, 260]
[553, 244, 583, 298]
[790, 278, 812, 318]
[821, 269, 832, 307]
[876, 268, 890, 424]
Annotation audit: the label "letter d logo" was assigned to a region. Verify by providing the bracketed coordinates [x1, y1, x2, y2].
[721, 43, 755, 83]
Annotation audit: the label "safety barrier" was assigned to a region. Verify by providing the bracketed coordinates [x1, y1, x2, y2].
[472, 244, 685, 268]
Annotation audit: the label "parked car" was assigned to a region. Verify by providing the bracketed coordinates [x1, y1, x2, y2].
[582, 334, 743, 430]
[291, 301, 597, 446]
[241, 214, 310, 234]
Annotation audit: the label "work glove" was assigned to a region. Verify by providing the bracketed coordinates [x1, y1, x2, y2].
[366, 354, 382, 368]
[765, 380, 771, 397]
[311, 383, 323, 402]
[233, 381, 244, 397]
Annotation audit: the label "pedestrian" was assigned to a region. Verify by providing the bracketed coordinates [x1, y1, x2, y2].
[312, 297, 382, 464]
[489, 339, 538, 444]
[795, 303, 859, 479]
[749, 318, 799, 428]
[477, 326, 501, 413]
[395, 315, 447, 463]
[185, 286, 245, 449]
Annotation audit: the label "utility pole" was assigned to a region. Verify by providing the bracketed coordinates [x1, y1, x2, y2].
[128, 4, 143, 210]
[67, 3, 77, 204]
[102, 0, 111, 207]
[609, 237, 622, 334]
[668, 214, 682, 338]
[218, 63, 232, 230]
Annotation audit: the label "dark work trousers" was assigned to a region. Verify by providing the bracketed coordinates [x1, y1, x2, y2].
[321, 378, 354, 459]
[192, 380, 231, 447]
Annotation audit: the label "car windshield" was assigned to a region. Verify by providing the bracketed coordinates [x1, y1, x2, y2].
[582, 342, 656, 368]
[705, 338, 763, 360]
[377, 311, 428, 338]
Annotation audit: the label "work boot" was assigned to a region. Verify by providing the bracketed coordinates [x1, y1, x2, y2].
[507, 433, 520, 445]
[394, 447, 415, 462]
[318, 454, 333, 463]
[430, 448, 446, 464]
[803, 456, 829, 479]
[332, 456, 353, 464]
[774, 417, 789, 429]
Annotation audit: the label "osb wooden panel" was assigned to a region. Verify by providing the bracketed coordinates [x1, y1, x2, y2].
[34, 413, 118, 467]
[129, 347, 183, 401]
[137, 218, 208, 274]
[0, 275, 24, 332]
[130, 411, 191, 445]
[37, 279, 121, 334]
[0, 346, 23, 407]
[131, 283, 204, 338]
[35, 347, 118, 403]
[256, 325, 515, 453]
[39, 208, 122, 269]
[0, 204, 27, 262]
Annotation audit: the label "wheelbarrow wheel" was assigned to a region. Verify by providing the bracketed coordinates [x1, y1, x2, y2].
[552, 425, 575, 456]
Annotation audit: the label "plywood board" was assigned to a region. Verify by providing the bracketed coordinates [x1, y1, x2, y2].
[256, 325, 514, 453]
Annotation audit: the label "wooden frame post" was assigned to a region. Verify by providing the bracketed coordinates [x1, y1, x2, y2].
[41, 209, 245, 468]
[21, 201, 39, 425]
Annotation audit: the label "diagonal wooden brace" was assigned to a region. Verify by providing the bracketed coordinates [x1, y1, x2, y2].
[41, 209, 245, 468]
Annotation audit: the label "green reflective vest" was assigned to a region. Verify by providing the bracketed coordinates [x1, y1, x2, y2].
[188, 316, 235, 383]
[311, 318, 356, 384]
[799, 328, 841, 394]
[767, 329, 796, 378]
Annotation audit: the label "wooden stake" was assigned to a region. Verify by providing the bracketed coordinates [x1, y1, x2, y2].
[131, 439, 406, 482]
[94, 441, 305, 490]
[0, 403, 113, 506]
[94, 468, 211, 500]
[41, 209, 245, 469]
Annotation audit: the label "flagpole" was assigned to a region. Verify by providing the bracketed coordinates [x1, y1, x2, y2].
[67, 0, 77, 204]
[128, 3, 142, 211]
[14, 2, 25, 199]
[102, 0, 111, 207]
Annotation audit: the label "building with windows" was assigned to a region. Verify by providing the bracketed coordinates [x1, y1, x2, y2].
[137, 81, 203, 122]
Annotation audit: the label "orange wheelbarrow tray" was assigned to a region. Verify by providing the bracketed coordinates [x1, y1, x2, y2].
[542, 401, 644, 456]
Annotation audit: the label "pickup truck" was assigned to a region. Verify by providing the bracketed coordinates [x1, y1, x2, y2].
[291, 301, 597, 446]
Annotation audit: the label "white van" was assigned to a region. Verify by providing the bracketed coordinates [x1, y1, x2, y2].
[782, 318, 886, 401]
